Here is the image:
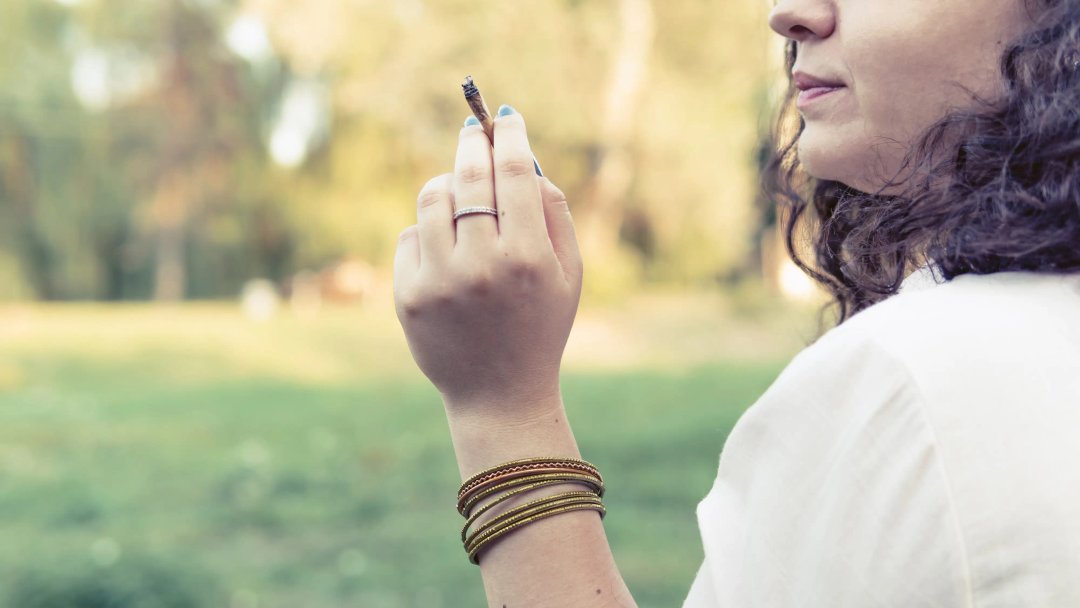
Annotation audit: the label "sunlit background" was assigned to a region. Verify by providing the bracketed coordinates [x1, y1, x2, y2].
[0, 0, 826, 606]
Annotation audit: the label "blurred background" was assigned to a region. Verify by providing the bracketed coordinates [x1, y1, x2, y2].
[0, 0, 828, 606]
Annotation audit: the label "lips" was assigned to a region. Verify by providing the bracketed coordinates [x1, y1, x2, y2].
[792, 70, 846, 111]
[792, 71, 845, 91]
[796, 86, 842, 109]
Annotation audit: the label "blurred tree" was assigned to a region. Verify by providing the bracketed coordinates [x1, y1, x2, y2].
[0, 0, 775, 301]
[579, 0, 656, 293]
[255, 0, 773, 293]
[81, 0, 286, 300]
[0, 1, 82, 299]
[0, 0, 292, 300]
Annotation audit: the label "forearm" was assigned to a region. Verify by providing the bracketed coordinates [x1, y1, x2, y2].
[444, 391, 638, 608]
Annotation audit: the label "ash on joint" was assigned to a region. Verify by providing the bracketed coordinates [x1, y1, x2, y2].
[462, 75, 480, 98]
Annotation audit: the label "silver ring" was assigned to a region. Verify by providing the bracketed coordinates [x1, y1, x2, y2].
[453, 206, 498, 221]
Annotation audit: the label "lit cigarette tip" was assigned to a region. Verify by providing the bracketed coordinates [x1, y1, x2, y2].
[462, 75, 479, 98]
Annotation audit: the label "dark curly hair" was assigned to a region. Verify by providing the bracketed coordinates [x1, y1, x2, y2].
[763, 0, 1080, 326]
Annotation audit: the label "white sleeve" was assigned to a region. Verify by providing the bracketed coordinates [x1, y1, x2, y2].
[683, 335, 971, 608]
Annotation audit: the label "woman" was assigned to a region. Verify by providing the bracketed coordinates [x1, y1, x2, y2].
[393, 0, 1080, 605]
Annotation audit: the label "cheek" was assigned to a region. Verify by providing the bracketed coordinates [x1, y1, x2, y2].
[847, 37, 949, 144]
[817, 34, 966, 190]
[845, 10, 1012, 145]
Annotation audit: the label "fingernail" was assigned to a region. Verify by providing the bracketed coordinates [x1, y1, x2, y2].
[464, 115, 481, 127]
[532, 157, 544, 177]
[497, 104, 516, 117]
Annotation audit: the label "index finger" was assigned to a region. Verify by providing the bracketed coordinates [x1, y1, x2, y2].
[491, 107, 548, 249]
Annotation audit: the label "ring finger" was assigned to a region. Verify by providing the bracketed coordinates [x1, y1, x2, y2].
[453, 121, 499, 249]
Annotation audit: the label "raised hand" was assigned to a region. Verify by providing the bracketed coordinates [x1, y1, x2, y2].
[393, 106, 583, 421]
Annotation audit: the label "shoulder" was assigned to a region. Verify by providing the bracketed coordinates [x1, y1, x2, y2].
[840, 268, 1080, 347]
[695, 270, 1080, 606]
[788, 269, 1080, 379]
[696, 270, 1080, 605]
[726, 267, 1080, 487]
[805, 269, 1080, 398]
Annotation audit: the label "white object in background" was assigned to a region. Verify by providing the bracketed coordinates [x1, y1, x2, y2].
[241, 279, 280, 322]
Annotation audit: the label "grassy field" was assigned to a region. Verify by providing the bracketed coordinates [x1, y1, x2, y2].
[0, 289, 819, 607]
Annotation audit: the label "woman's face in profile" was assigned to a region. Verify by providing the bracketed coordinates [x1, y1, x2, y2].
[768, 0, 1036, 192]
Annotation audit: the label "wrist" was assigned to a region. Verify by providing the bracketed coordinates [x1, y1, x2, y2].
[441, 379, 564, 426]
[443, 390, 582, 481]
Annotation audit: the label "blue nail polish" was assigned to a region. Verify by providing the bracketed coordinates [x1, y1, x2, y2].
[532, 157, 544, 177]
[464, 115, 480, 127]
[497, 104, 516, 117]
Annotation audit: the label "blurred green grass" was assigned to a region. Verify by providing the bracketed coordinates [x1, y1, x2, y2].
[0, 292, 815, 607]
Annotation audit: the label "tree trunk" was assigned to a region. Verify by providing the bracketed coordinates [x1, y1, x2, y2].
[153, 225, 185, 301]
[579, 0, 655, 264]
[1, 133, 60, 299]
[150, 172, 188, 301]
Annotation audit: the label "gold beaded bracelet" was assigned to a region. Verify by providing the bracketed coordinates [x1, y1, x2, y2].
[461, 476, 600, 542]
[460, 457, 598, 488]
[459, 457, 601, 497]
[459, 471, 605, 519]
[465, 489, 601, 544]
[467, 498, 606, 564]
[457, 457, 606, 565]
[457, 458, 602, 506]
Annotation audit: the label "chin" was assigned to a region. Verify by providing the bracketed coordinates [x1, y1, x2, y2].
[798, 134, 896, 194]
[796, 136, 851, 184]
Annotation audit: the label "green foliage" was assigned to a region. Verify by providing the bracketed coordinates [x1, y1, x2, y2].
[0, 0, 777, 301]
[0, 0, 292, 300]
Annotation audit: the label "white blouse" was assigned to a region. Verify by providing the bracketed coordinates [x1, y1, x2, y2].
[683, 265, 1080, 607]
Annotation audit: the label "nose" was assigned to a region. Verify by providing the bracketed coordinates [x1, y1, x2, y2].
[768, 0, 835, 42]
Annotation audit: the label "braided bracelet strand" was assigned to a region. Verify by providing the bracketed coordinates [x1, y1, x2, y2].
[456, 457, 607, 565]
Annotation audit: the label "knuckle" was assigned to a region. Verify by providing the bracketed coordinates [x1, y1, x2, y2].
[427, 284, 455, 307]
[398, 281, 456, 316]
[417, 176, 450, 209]
[506, 254, 543, 280]
[495, 158, 535, 179]
[463, 270, 494, 295]
[398, 225, 418, 241]
[417, 189, 443, 210]
[397, 288, 424, 318]
[457, 165, 491, 186]
[548, 196, 570, 213]
[540, 178, 568, 205]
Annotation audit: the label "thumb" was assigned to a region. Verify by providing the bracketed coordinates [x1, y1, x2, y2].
[538, 177, 582, 282]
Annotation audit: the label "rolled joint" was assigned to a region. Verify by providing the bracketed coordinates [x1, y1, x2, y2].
[462, 75, 496, 144]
